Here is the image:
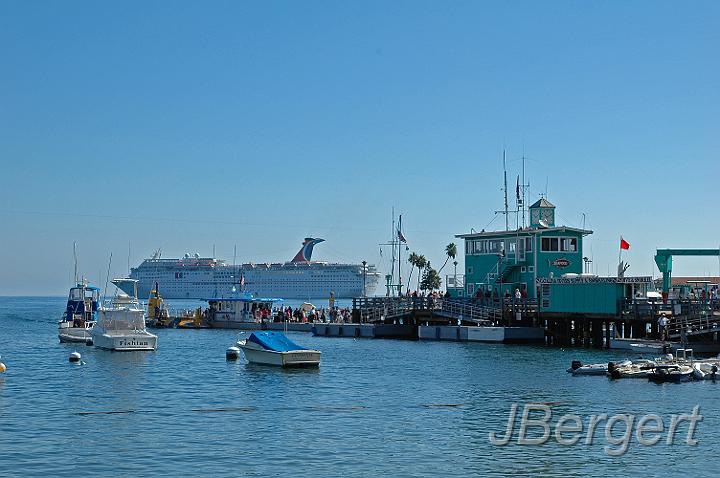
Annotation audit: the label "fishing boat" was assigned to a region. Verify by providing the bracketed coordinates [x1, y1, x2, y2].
[91, 279, 158, 351]
[58, 244, 100, 344]
[58, 281, 100, 344]
[237, 331, 320, 367]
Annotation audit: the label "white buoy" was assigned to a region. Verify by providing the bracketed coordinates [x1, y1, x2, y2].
[226, 346, 241, 360]
[69, 352, 82, 363]
[0, 357, 6, 373]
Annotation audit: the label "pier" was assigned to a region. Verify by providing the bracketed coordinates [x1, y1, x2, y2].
[344, 296, 720, 351]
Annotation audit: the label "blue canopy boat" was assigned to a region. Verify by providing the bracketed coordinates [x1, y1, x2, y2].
[237, 331, 320, 367]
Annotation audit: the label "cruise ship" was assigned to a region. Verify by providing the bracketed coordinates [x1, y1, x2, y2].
[118, 238, 380, 300]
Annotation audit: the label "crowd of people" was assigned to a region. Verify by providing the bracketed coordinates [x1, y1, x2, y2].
[264, 305, 354, 324]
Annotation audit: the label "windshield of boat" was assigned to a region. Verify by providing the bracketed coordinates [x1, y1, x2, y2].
[98, 310, 145, 331]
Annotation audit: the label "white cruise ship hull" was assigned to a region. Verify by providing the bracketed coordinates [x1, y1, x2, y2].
[123, 262, 380, 299]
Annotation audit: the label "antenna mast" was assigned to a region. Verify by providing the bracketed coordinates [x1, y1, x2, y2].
[73, 241, 78, 284]
[379, 208, 400, 296]
[397, 214, 403, 296]
[503, 150, 509, 231]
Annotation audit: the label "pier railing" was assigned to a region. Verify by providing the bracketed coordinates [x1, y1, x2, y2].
[352, 297, 538, 325]
[666, 308, 720, 340]
[621, 298, 720, 321]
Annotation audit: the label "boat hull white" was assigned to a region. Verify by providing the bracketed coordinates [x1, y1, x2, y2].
[238, 342, 320, 367]
[92, 331, 157, 351]
[58, 322, 94, 344]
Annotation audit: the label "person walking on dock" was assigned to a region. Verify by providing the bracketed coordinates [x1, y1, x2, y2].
[658, 313, 668, 341]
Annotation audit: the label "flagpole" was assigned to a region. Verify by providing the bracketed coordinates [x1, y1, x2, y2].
[618, 236, 622, 273]
[398, 214, 402, 296]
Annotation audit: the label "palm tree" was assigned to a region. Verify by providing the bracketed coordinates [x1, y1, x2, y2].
[406, 252, 419, 291]
[416, 256, 427, 291]
[438, 243, 457, 274]
[420, 265, 442, 292]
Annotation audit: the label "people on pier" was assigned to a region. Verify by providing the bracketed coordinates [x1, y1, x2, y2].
[658, 313, 669, 341]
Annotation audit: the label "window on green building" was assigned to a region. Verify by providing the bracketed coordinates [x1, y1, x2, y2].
[561, 238, 577, 252]
[541, 237, 577, 252]
[542, 238, 560, 251]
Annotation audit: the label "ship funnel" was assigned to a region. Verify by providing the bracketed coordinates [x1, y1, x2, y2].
[291, 238, 325, 263]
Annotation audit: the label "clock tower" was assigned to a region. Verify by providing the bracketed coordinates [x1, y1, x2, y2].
[529, 198, 555, 228]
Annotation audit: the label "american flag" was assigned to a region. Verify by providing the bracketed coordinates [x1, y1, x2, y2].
[397, 229, 407, 243]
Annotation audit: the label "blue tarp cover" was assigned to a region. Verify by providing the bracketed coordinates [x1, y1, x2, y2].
[248, 332, 306, 352]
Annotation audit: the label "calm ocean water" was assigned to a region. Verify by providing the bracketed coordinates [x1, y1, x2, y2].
[1, 296, 718, 477]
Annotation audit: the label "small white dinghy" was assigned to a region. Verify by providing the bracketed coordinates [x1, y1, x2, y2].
[692, 362, 719, 381]
[237, 331, 320, 367]
[568, 360, 615, 376]
[608, 359, 657, 379]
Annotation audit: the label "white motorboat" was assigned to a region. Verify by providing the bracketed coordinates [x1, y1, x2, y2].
[58, 281, 100, 344]
[92, 279, 157, 352]
[608, 359, 657, 379]
[567, 359, 630, 376]
[648, 364, 694, 383]
[237, 331, 320, 367]
[692, 362, 720, 380]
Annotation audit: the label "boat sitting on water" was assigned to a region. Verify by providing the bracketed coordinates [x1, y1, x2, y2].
[58, 281, 100, 344]
[567, 360, 629, 376]
[237, 331, 321, 367]
[608, 359, 658, 379]
[206, 294, 284, 329]
[648, 364, 694, 383]
[91, 279, 158, 351]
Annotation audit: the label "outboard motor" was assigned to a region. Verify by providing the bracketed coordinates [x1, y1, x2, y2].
[607, 361, 620, 379]
[570, 360, 582, 371]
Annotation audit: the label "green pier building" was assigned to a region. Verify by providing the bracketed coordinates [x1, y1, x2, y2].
[452, 198, 592, 300]
[450, 198, 652, 317]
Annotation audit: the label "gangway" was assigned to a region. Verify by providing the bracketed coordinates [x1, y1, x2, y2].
[654, 249, 720, 295]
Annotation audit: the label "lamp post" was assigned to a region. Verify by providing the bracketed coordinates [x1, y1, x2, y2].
[453, 260, 458, 297]
[362, 260, 367, 298]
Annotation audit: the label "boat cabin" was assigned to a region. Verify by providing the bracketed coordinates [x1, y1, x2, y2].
[64, 283, 100, 325]
[205, 294, 284, 326]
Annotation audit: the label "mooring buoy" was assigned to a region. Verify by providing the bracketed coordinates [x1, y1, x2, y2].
[69, 352, 82, 363]
[226, 346, 241, 360]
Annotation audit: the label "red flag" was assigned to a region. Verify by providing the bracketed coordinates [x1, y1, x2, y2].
[620, 238, 630, 250]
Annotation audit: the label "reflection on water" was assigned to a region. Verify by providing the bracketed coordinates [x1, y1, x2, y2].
[0, 297, 718, 477]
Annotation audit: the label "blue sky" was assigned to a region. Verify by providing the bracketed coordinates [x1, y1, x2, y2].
[1, 1, 718, 295]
